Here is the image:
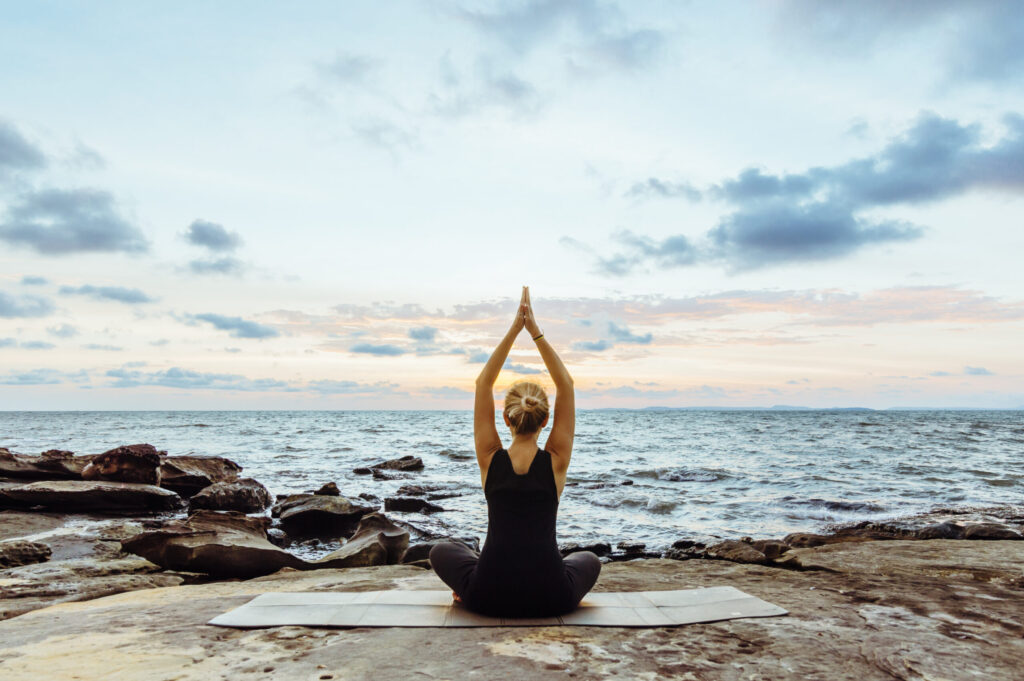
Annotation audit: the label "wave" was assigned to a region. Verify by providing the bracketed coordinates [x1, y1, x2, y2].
[631, 467, 726, 482]
[780, 496, 885, 513]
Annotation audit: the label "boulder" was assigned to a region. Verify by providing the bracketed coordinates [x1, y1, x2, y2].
[82, 444, 162, 485]
[384, 497, 445, 514]
[316, 513, 409, 568]
[705, 540, 769, 565]
[352, 467, 372, 475]
[0, 448, 89, 480]
[158, 455, 242, 498]
[371, 455, 424, 472]
[783, 532, 832, 548]
[0, 480, 183, 512]
[750, 539, 791, 560]
[963, 523, 1022, 540]
[271, 494, 377, 538]
[188, 478, 272, 514]
[916, 521, 965, 539]
[122, 510, 307, 578]
[0, 540, 51, 568]
[315, 482, 340, 496]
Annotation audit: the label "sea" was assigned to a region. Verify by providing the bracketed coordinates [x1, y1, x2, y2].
[2, 410, 1022, 551]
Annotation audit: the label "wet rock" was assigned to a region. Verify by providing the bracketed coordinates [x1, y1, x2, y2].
[271, 494, 377, 538]
[315, 482, 340, 496]
[963, 523, 1022, 540]
[705, 540, 769, 565]
[266, 528, 289, 548]
[122, 510, 307, 578]
[560, 541, 612, 557]
[916, 521, 965, 540]
[188, 478, 272, 514]
[158, 455, 242, 498]
[82, 444, 162, 485]
[402, 537, 480, 564]
[371, 455, 424, 472]
[0, 448, 89, 480]
[750, 539, 791, 561]
[783, 533, 832, 548]
[616, 541, 646, 555]
[371, 469, 397, 480]
[316, 513, 409, 568]
[357, 492, 380, 503]
[352, 467, 372, 475]
[0, 480, 183, 512]
[0, 540, 51, 568]
[663, 547, 695, 561]
[384, 497, 445, 514]
[671, 539, 706, 550]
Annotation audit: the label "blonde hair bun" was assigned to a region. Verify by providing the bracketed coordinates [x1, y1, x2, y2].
[504, 381, 550, 435]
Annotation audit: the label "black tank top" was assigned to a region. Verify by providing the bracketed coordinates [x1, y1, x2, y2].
[465, 448, 574, 617]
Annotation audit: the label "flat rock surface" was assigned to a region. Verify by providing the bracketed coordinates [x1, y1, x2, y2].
[1, 540, 1022, 680]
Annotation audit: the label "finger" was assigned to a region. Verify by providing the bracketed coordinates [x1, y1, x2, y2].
[524, 286, 531, 305]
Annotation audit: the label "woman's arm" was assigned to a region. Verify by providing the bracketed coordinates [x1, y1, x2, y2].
[522, 288, 575, 470]
[473, 293, 526, 465]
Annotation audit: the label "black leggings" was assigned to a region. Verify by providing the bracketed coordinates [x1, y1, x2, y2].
[429, 542, 602, 615]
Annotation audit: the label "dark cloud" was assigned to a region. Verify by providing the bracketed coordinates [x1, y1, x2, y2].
[60, 284, 155, 304]
[408, 326, 439, 341]
[20, 276, 49, 286]
[0, 188, 148, 255]
[350, 342, 406, 356]
[188, 257, 245, 276]
[0, 291, 54, 318]
[605, 112, 1024, 272]
[0, 120, 47, 177]
[964, 366, 993, 376]
[192, 313, 280, 339]
[107, 366, 291, 391]
[184, 219, 242, 252]
[775, 1, 1024, 85]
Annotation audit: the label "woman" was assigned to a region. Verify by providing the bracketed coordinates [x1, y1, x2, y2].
[429, 286, 602, 618]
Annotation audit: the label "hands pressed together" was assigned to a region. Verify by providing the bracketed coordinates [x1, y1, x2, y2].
[512, 286, 542, 339]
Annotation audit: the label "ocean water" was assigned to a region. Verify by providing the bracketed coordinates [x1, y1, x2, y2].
[2, 410, 1022, 550]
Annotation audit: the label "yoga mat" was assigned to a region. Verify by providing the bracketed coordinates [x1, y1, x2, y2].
[208, 586, 787, 628]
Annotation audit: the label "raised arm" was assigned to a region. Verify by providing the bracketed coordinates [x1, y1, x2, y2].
[522, 287, 575, 470]
[473, 295, 525, 466]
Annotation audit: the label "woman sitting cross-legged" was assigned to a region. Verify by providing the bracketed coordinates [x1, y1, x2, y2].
[429, 286, 601, 618]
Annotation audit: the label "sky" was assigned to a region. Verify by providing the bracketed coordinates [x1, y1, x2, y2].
[1, 0, 1023, 410]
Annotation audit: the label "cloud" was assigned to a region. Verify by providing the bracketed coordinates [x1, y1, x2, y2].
[505, 362, 542, 375]
[0, 368, 63, 385]
[82, 343, 123, 351]
[929, 371, 952, 377]
[20, 340, 55, 350]
[316, 52, 380, 86]
[625, 178, 702, 201]
[0, 291, 54, 318]
[604, 112, 1024, 272]
[184, 219, 242, 252]
[188, 257, 245, 276]
[60, 284, 155, 304]
[607, 321, 652, 344]
[107, 366, 291, 391]
[350, 342, 405, 356]
[964, 366, 993, 376]
[418, 385, 474, 399]
[0, 120, 47, 178]
[20, 276, 49, 286]
[774, 1, 1024, 85]
[0, 338, 13, 348]
[192, 313, 280, 339]
[306, 379, 402, 395]
[0, 188, 148, 255]
[408, 325, 439, 341]
[571, 339, 613, 352]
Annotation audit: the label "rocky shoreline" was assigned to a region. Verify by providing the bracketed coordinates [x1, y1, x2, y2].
[2, 441, 1023, 679]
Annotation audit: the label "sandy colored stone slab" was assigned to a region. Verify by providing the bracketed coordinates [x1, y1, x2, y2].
[207, 587, 788, 628]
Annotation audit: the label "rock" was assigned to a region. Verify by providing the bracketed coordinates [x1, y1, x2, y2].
[315, 482, 340, 496]
[384, 497, 445, 514]
[371, 469, 396, 480]
[316, 513, 409, 568]
[370, 455, 424, 472]
[916, 521, 965, 539]
[0, 540, 51, 568]
[271, 494, 377, 538]
[671, 539, 706, 551]
[615, 541, 646, 555]
[352, 467, 372, 475]
[188, 478, 272, 514]
[81, 444, 162, 485]
[0, 448, 89, 480]
[750, 539, 791, 561]
[963, 523, 1022, 540]
[122, 510, 308, 578]
[663, 548, 695, 561]
[402, 537, 481, 564]
[158, 455, 242, 498]
[560, 541, 612, 557]
[783, 532, 831, 548]
[5, 543, 1024, 680]
[357, 492, 380, 503]
[0, 480, 183, 512]
[705, 540, 769, 565]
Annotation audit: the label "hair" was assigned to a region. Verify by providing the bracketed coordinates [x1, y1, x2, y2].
[503, 380, 550, 435]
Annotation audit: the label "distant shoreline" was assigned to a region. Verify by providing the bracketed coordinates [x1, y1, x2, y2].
[1, 407, 1023, 413]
